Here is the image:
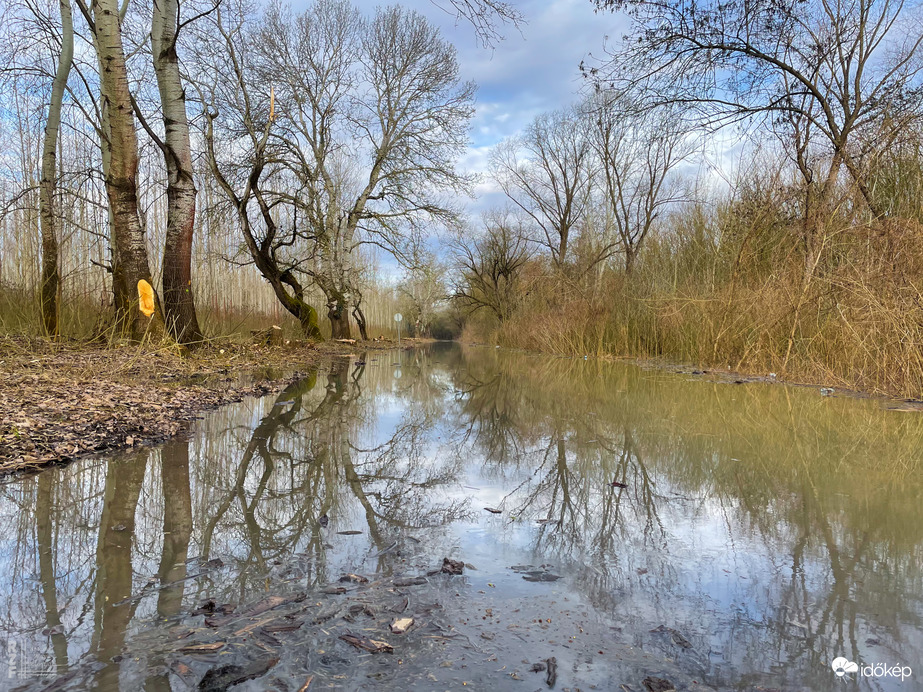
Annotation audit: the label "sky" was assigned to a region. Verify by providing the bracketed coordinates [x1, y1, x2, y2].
[396, 0, 625, 213]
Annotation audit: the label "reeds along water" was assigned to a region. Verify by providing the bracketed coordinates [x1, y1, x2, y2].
[465, 175, 923, 400]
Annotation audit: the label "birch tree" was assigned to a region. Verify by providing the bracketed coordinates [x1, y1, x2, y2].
[39, 0, 73, 337]
[75, 0, 165, 340]
[149, 0, 203, 344]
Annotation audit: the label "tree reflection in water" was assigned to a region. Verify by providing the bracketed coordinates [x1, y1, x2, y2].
[450, 345, 923, 689]
[1, 344, 922, 690]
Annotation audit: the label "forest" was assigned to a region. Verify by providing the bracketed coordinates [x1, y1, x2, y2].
[2, 0, 923, 397]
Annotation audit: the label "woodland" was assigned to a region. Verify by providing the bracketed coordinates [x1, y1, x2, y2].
[2, 0, 923, 397]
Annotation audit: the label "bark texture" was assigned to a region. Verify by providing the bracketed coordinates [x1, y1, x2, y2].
[152, 0, 202, 344]
[91, 0, 163, 340]
[327, 297, 351, 340]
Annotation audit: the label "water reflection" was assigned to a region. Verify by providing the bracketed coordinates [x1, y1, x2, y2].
[1, 344, 922, 690]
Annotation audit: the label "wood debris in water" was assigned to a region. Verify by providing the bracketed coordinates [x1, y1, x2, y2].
[390, 617, 414, 634]
[339, 631, 394, 653]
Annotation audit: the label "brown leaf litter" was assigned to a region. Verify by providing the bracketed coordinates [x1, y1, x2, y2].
[0, 335, 401, 475]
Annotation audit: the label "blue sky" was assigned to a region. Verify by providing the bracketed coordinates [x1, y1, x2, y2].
[286, 0, 625, 212]
[285, 0, 626, 272]
[398, 0, 623, 210]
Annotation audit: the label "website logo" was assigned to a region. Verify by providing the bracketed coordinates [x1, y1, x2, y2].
[832, 657, 859, 678]
[831, 656, 912, 682]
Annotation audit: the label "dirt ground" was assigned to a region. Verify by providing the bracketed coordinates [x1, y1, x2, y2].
[0, 335, 412, 475]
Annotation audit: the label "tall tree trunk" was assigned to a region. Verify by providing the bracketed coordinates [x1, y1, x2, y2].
[295, 301, 323, 338]
[624, 245, 636, 275]
[89, 0, 164, 341]
[39, 0, 74, 337]
[327, 296, 351, 339]
[91, 453, 147, 689]
[152, 0, 202, 344]
[156, 439, 192, 616]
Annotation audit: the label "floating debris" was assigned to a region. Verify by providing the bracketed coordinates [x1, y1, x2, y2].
[198, 658, 279, 692]
[392, 576, 428, 587]
[642, 676, 676, 692]
[440, 558, 465, 575]
[178, 642, 225, 654]
[390, 617, 414, 634]
[650, 624, 693, 649]
[339, 631, 393, 654]
[511, 564, 561, 582]
[339, 573, 369, 584]
[190, 599, 233, 617]
[545, 656, 557, 687]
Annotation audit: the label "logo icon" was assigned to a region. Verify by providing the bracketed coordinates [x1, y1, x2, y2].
[832, 657, 859, 678]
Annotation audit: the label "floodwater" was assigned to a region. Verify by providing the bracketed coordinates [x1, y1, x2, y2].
[1, 343, 922, 691]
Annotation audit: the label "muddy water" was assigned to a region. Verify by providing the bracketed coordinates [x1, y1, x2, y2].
[1, 343, 922, 691]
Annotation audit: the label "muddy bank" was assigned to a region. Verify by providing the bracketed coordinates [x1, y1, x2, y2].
[0, 335, 416, 474]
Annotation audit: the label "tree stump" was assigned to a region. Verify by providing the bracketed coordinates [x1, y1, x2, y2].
[251, 325, 283, 346]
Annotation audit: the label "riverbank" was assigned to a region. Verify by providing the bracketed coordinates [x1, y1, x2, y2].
[0, 335, 420, 475]
[463, 340, 923, 412]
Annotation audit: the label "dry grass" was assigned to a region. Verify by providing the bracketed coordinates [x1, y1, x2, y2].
[464, 211, 923, 400]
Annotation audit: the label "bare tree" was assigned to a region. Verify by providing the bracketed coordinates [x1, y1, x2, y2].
[38, 0, 73, 337]
[588, 95, 689, 273]
[453, 212, 532, 322]
[189, 0, 324, 338]
[149, 0, 205, 344]
[491, 106, 593, 268]
[75, 0, 166, 340]
[195, 0, 474, 339]
[589, 0, 923, 221]
[399, 246, 448, 337]
[430, 0, 523, 47]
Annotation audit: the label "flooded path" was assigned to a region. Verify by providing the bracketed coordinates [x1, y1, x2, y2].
[1, 344, 922, 691]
